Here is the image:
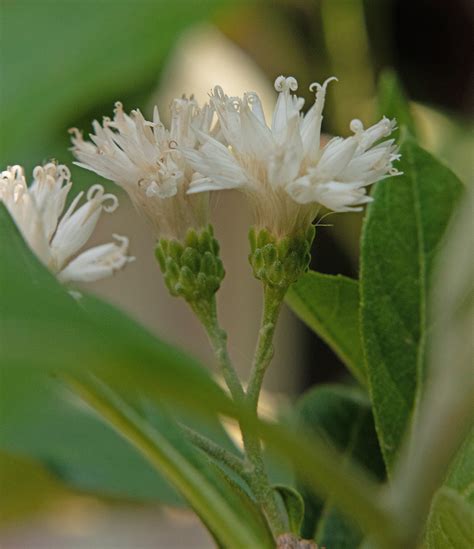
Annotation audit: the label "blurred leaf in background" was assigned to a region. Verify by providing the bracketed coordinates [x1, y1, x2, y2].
[0, 0, 233, 177]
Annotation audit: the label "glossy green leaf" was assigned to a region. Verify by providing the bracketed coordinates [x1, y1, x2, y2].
[295, 385, 385, 547]
[273, 484, 305, 535]
[360, 138, 463, 470]
[71, 378, 273, 548]
[286, 272, 365, 385]
[0, 204, 233, 418]
[377, 68, 416, 140]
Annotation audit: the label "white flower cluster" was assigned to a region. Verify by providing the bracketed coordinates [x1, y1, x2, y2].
[184, 76, 401, 236]
[70, 98, 214, 240]
[0, 163, 133, 283]
[71, 75, 400, 240]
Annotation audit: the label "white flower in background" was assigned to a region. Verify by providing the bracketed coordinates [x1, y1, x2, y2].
[184, 76, 401, 237]
[0, 163, 133, 283]
[70, 97, 216, 240]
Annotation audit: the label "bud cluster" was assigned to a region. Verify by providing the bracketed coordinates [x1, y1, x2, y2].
[248, 226, 316, 290]
[155, 225, 225, 303]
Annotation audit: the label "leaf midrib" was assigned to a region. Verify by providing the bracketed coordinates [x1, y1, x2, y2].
[405, 141, 427, 443]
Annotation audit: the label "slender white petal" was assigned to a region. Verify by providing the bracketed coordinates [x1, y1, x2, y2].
[58, 235, 134, 283]
[0, 163, 132, 283]
[71, 98, 216, 240]
[184, 74, 400, 236]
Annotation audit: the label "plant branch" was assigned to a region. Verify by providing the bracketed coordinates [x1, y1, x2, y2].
[181, 424, 249, 481]
[246, 285, 286, 411]
[190, 296, 245, 405]
[191, 293, 286, 537]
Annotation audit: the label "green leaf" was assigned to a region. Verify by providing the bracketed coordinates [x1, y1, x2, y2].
[286, 272, 366, 385]
[0, 370, 183, 505]
[0, 203, 233, 418]
[385, 189, 474, 547]
[0, 0, 229, 171]
[424, 428, 474, 548]
[425, 487, 474, 549]
[273, 485, 305, 535]
[377, 68, 416, 140]
[71, 378, 274, 548]
[0, 452, 69, 525]
[295, 385, 385, 547]
[442, 428, 474, 506]
[360, 138, 463, 470]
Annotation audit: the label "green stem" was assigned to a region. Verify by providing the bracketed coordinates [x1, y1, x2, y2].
[240, 284, 288, 536]
[190, 296, 245, 405]
[65, 376, 266, 548]
[246, 285, 287, 411]
[181, 424, 249, 481]
[191, 294, 286, 537]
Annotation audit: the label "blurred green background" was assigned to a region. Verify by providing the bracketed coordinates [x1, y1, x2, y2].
[1, 0, 472, 546]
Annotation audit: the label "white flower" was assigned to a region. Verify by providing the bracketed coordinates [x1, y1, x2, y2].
[0, 163, 133, 283]
[184, 76, 401, 237]
[70, 98, 216, 240]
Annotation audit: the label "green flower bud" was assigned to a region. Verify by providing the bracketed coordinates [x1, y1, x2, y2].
[155, 225, 225, 303]
[248, 226, 315, 290]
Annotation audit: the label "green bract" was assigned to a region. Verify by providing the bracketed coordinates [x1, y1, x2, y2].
[155, 225, 225, 303]
[248, 226, 315, 290]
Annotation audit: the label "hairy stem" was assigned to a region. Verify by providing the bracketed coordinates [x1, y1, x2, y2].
[181, 424, 249, 480]
[191, 294, 286, 537]
[190, 297, 245, 404]
[246, 285, 287, 411]
[241, 284, 288, 536]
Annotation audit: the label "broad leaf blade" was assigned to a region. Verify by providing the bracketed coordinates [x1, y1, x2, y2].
[360, 138, 463, 469]
[295, 385, 385, 547]
[286, 272, 365, 385]
[0, 204, 232, 418]
[0, 370, 183, 505]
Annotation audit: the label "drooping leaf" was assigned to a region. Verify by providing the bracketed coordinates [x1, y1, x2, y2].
[71, 378, 274, 548]
[0, 204, 233, 418]
[360, 138, 463, 470]
[286, 272, 365, 385]
[0, 370, 182, 505]
[273, 484, 305, 535]
[295, 385, 385, 547]
[377, 68, 416, 140]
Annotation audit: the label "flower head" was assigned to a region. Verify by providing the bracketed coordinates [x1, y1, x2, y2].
[70, 98, 216, 240]
[184, 76, 401, 237]
[0, 163, 133, 283]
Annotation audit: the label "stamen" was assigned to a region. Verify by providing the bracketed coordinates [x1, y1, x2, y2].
[68, 127, 83, 141]
[350, 119, 364, 134]
[213, 85, 225, 99]
[309, 76, 338, 94]
[274, 76, 298, 93]
[86, 184, 119, 212]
